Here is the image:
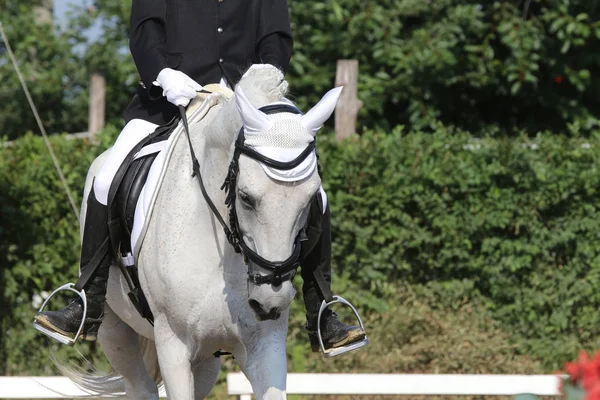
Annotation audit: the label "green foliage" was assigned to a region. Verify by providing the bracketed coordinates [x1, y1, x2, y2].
[4, 126, 600, 377]
[283, 282, 545, 400]
[64, 0, 138, 127]
[0, 2, 89, 139]
[288, 0, 600, 134]
[3, 0, 600, 139]
[0, 0, 136, 140]
[0, 131, 110, 374]
[317, 126, 600, 370]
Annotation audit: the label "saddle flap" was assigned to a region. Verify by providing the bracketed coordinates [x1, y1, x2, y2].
[107, 119, 178, 256]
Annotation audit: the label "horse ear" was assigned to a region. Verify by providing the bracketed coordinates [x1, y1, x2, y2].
[235, 85, 272, 135]
[301, 86, 343, 137]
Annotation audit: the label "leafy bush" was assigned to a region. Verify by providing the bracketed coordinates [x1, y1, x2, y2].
[3, 0, 599, 139]
[0, 131, 108, 375]
[318, 126, 600, 369]
[283, 282, 545, 400]
[3, 125, 600, 377]
[289, 0, 600, 134]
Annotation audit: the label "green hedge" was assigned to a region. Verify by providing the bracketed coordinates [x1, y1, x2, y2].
[0, 132, 112, 375]
[2, 126, 600, 375]
[319, 126, 600, 368]
[282, 283, 545, 400]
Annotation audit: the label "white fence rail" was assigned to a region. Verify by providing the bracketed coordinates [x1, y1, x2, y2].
[226, 373, 563, 399]
[0, 374, 562, 399]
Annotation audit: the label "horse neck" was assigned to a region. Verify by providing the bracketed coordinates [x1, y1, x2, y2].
[180, 98, 243, 277]
[199, 97, 241, 196]
[185, 90, 279, 271]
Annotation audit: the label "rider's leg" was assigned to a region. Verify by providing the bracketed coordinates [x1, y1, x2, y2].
[300, 188, 366, 352]
[93, 119, 160, 205]
[33, 119, 159, 342]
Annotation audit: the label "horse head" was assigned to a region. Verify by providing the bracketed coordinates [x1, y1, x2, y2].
[224, 65, 342, 321]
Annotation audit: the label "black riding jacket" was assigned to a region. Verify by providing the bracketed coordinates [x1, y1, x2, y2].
[124, 0, 293, 125]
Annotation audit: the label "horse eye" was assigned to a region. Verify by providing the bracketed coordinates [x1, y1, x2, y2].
[238, 191, 255, 209]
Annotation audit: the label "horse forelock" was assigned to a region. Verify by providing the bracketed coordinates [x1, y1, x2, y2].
[206, 65, 293, 153]
[237, 64, 290, 106]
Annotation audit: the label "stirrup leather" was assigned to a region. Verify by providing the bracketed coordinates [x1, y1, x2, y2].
[32, 283, 88, 346]
[316, 295, 369, 357]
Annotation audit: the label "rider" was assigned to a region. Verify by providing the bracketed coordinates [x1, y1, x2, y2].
[34, 0, 365, 352]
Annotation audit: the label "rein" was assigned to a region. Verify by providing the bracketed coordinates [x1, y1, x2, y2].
[178, 103, 311, 286]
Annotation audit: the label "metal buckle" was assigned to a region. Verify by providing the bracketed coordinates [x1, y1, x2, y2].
[316, 295, 369, 357]
[32, 283, 87, 346]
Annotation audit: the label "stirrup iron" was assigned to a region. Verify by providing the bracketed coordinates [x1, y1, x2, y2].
[32, 283, 87, 346]
[317, 295, 369, 357]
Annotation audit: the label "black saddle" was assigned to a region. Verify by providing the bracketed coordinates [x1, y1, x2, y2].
[105, 116, 181, 323]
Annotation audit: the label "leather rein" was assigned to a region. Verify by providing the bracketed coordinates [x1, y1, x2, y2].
[178, 103, 314, 286]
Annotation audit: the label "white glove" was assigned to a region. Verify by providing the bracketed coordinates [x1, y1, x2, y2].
[154, 68, 203, 107]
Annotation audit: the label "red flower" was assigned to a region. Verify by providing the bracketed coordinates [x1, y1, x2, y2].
[579, 351, 590, 364]
[583, 354, 600, 391]
[565, 361, 581, 383]
[563, 352, 597, 385]
[555, 75, 565, 84]
[586, 382, 600, 400]
[561, 351, 600, 397]
[582, 361, 600, 391]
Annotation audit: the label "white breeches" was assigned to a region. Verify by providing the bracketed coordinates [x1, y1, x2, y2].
[94, 119, 159, 205]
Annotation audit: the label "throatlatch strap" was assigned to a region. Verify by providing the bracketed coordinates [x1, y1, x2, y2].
[73, 237, 111, 292]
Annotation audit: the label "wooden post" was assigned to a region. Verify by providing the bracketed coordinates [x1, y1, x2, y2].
[88, 73, 106, 139]
[334, 59, 363, 142]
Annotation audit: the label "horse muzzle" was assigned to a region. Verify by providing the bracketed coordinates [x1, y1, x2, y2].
[248, 299, 282, 321]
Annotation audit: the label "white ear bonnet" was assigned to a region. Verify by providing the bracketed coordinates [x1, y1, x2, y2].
[235, 86, 343, 182]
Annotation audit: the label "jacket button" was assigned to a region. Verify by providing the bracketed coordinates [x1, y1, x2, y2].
[217, 27, 223, 33]
[219, 58, 223, 63]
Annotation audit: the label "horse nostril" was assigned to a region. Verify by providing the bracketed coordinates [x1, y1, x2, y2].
[249, 299, 263, 314]
[248, 299, 281, 320]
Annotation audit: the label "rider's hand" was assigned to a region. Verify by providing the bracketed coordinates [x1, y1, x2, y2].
[154, 68, 203, 107]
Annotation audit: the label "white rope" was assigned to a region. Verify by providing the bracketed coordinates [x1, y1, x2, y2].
[0, 21, 80, 222]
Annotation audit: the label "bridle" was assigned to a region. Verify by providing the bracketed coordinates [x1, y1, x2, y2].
[179, 103, 315, 287]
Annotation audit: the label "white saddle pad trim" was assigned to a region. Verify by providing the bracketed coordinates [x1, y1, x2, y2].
[130, 93, 225, 256]
[133, 141, 167, 160]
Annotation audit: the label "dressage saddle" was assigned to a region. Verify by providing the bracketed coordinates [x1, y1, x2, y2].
[105, 116, 180, 324]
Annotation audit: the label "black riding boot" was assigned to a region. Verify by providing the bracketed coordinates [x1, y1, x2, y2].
[34, 187, 112, 342]
[300, 194, 365, 352]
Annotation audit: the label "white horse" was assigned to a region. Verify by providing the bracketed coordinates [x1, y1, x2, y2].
[60, 65, 342, 400]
